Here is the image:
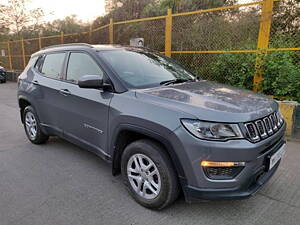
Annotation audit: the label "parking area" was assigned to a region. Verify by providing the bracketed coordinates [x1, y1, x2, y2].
[1, 82, 300, 225]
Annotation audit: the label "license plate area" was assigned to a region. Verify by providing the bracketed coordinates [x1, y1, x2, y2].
[267, 144, 286, 171]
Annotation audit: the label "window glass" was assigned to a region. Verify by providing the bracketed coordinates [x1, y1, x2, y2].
[34, 57, 40, 68]
[34, 55, 43, 71]
[66, 53, 103, 82]
[100, 50, 195, 88]
[41, 53, 65, 78]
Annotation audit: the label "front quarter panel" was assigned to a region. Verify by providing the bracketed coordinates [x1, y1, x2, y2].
[108, 90, 196, 153]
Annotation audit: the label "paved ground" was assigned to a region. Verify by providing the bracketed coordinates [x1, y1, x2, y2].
[1, 82, 300, 225]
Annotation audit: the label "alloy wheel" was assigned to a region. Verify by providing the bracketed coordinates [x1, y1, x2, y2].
[25, 111, 37, 140]
[127, 153, 161, 200]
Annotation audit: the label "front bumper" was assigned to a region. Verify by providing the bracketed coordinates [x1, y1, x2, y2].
[183, 157, 280, 201]
[169, 122, 286, 202]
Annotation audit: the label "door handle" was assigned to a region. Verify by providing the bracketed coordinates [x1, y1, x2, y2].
[59, 89, 71, 96]
[32, 80, 39, 85]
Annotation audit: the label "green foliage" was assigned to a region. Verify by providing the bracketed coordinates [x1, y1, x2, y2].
[208, 53, 256, 90]
[262, 51, 300, 102]
[207, 50, 300, 103]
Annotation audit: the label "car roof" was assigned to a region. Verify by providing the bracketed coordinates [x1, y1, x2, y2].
[31, 43, 151, 57]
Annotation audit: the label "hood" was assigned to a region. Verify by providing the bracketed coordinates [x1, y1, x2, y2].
[136, 80, 278, 123]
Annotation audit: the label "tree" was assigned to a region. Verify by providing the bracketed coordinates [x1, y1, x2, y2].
[19, 15, 89, 39]
[143, 0, 237, 16]
[271, 0, 300, 47]
[0, 0, 45, 37]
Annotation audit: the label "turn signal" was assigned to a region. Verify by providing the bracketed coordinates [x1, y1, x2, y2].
[201, 161, 245, 167]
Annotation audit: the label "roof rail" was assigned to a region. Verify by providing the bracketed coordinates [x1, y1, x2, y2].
[41, 43, 93, 50]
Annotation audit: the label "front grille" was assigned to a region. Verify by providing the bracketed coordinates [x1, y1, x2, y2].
[244, 111, 284, 142]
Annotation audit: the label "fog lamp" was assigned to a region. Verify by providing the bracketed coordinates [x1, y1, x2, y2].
[201, 161, 245, 180]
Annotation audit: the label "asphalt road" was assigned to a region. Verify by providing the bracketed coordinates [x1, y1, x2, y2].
[1, 82, 300, 225]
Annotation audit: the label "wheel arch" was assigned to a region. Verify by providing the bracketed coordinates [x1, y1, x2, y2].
[18, 96, 32, 123]
[111, 124, 186, 182]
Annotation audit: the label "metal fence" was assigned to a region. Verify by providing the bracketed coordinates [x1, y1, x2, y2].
[0, 0, 299, 94]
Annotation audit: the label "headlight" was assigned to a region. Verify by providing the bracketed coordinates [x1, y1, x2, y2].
[181, 119, 244, 141]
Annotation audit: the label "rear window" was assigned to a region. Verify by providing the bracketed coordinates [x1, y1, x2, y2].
[41, 53, 65, 79]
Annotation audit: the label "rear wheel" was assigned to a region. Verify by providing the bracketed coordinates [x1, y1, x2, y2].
[121, 139, 179, 210]
[23, 106, 49, 144]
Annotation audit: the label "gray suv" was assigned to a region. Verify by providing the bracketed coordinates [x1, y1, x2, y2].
[17, 43, 286, 209]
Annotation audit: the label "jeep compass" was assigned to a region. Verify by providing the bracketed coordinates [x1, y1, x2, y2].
[17, 43, 286, 209]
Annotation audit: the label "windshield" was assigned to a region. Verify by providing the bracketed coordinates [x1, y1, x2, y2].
[99, 49, 196, 88]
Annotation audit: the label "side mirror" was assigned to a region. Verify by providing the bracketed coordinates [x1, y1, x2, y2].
[78, 75, 103, 89]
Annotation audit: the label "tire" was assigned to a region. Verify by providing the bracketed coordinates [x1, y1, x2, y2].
[121, 139, 179, 210]
[23, 106, 49, 144]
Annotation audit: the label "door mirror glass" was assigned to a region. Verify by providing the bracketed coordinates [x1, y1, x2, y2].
[78, 75, 103, 89]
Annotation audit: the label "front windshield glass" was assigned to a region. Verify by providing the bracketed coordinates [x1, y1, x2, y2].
[99, 49, 196, 88]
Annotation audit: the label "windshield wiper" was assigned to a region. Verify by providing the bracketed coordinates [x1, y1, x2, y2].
[160, 78, 195, 86]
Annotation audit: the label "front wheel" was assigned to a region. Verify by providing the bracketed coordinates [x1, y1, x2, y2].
[121, 139, 179, 210]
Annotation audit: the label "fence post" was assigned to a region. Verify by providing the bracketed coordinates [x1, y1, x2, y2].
[38, 35, 42, 49]
[89, 25, 92, 43]
[165, 8, 173, 57]
[61, 32, 64, 44]
[7, 41, 12, 71]
[21, 38, 26, 69]
[109, 18, 114, 44]
[253, 0, 274, 91]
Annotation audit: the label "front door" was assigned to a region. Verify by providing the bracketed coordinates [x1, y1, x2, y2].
[59, 51, 113, 157]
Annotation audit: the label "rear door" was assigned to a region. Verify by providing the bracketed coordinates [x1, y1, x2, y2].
[59, 51, 113, 157]
[33, 52, 67, 134]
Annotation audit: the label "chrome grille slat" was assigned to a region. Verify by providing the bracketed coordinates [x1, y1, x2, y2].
[255, 120, 267, 139]
[245, 122, 260, 142]
[263, 117, 273, 135]
[269, 114, 278, 131]
[244, 111, 284, 142]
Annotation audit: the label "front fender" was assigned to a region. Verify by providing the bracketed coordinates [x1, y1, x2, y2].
[110, 122, 186, 181]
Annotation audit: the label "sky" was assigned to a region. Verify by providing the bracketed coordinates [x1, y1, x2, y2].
[28, 0, 106, 22]
[25, 0, 250, 23]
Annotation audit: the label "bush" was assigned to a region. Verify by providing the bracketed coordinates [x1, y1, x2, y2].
[263, 51, 300, 102]
[208, 53, 256, 90]
[207, 50, 300, 103]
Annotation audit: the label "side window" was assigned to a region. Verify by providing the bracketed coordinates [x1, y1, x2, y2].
[66, 52, 103, 83]
[34, 56, 43, 71]
[41, 53, 65, 79]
